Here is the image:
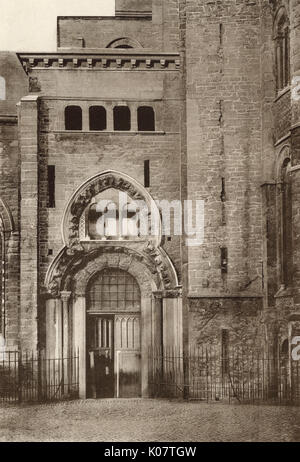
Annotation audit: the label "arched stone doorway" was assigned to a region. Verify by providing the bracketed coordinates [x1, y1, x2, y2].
[86, 268, 142, 398]
[45, 248, 180, 399]
[44, 171, 182, 399]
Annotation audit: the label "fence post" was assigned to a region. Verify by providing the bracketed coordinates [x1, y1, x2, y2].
[37, 349, 43, 402]
[18, 350, 22, 404]
[183, 348, 189, 400]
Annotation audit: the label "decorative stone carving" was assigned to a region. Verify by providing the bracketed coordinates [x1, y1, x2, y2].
[45, 171, 178, 297]
[19, 53, 180, 72]
[63, 171, 159, 248]
[73, 250, 156, 297]
[0, 197, 14, 234]
[45, 242, 178, 296]
[60, 291, 71, 302]
[66, 239, 84, 256]
[143, 241, 172, 289]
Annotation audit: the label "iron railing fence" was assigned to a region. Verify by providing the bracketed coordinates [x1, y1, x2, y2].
[148, 346, 300, 405]
[0, 350, 79, 404]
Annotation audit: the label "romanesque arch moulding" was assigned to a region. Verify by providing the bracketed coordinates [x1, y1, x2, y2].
[61, 169, 162, 249]
[275, 144, 290, 179]
[106, 37, 143, 49]
[0, 198, 14, 235]
[74, 251, 156, 298]
[273, 4, 290, 38]
[45, 170, 178, 297]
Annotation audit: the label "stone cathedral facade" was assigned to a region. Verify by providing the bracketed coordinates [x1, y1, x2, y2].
[0, 0, 300, 398]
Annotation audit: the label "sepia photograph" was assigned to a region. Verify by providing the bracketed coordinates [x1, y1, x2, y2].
[0, 0, 299, 446]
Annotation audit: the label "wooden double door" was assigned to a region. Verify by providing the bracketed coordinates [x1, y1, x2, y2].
[87, 314, 141, 398]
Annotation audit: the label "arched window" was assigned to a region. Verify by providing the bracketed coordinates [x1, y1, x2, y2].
[106, 37, 142, 49]
[87, 269, 141, 312]
[114, 106, 131, 131]
[65, 106, 82, 130]
[0, 77, 5, 101]
[89, 106, 107, 131]
[138, 106, 155, 131]
[274, 8, 290, 91]
[281, 158, 292, 287]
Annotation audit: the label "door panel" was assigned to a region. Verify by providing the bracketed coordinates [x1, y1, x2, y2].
[87, 315, 114, 398]
[117, 351, 141, 398]
[115, 315, 141, 398]
[87, 314, 142, 398]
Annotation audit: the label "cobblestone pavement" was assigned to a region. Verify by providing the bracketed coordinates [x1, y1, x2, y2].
[0, 399, 300, 442]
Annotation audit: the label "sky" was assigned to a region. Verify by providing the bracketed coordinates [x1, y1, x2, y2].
[0, 0, 115, 51]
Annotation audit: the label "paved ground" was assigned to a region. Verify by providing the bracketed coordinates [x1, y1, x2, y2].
[0, 399, 300, 442]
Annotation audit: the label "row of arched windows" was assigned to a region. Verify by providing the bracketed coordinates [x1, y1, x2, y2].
[65, 105, 155, 132]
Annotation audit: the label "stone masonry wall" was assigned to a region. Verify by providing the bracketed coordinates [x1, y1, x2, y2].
[33, 68, 183, 292]
[185, 0, 263, 297]
[0, 53, 28, 348]
[189, 297, 263, 350]
[19, 96, 39, 351]
[58, 0, 181, 52]
[57, 17, 160, 50]
[274, 90, 292, 143]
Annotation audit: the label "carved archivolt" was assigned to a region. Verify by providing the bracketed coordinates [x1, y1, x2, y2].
[62, 170, 162, 249]
[275, 145, 291, 180]
[45, 244, 178, 297]
[45, 171, 178, 297]
[0, 198, 14, 235]
[74, 250, 155, 297]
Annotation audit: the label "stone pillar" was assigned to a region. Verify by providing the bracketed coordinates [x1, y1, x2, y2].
[174, 297, 183, 352]
[46, 296, 70, 360]
[73, 295, 86, 399]
[61, 291, 71, 358]
[131, 103, 138, 132]
[141, 297, 152, 398]
[82, 102, 89, 132]
[45, 297, 63, 397]
[162, 294, 184, 397]
[19, 95, 39, 351]
[54, 298, 63, 359]
[261, 183, 277, 309]
[45, 298, 58, 358]
[61, 291, 71, 392]
[162, 296, 183, 351]
[107, 103, 114, 131]
[151, 293, 163, 348]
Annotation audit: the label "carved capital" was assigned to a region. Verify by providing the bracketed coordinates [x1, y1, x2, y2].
[60, 291, 72, 303]
[153, 291, 163, 300]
